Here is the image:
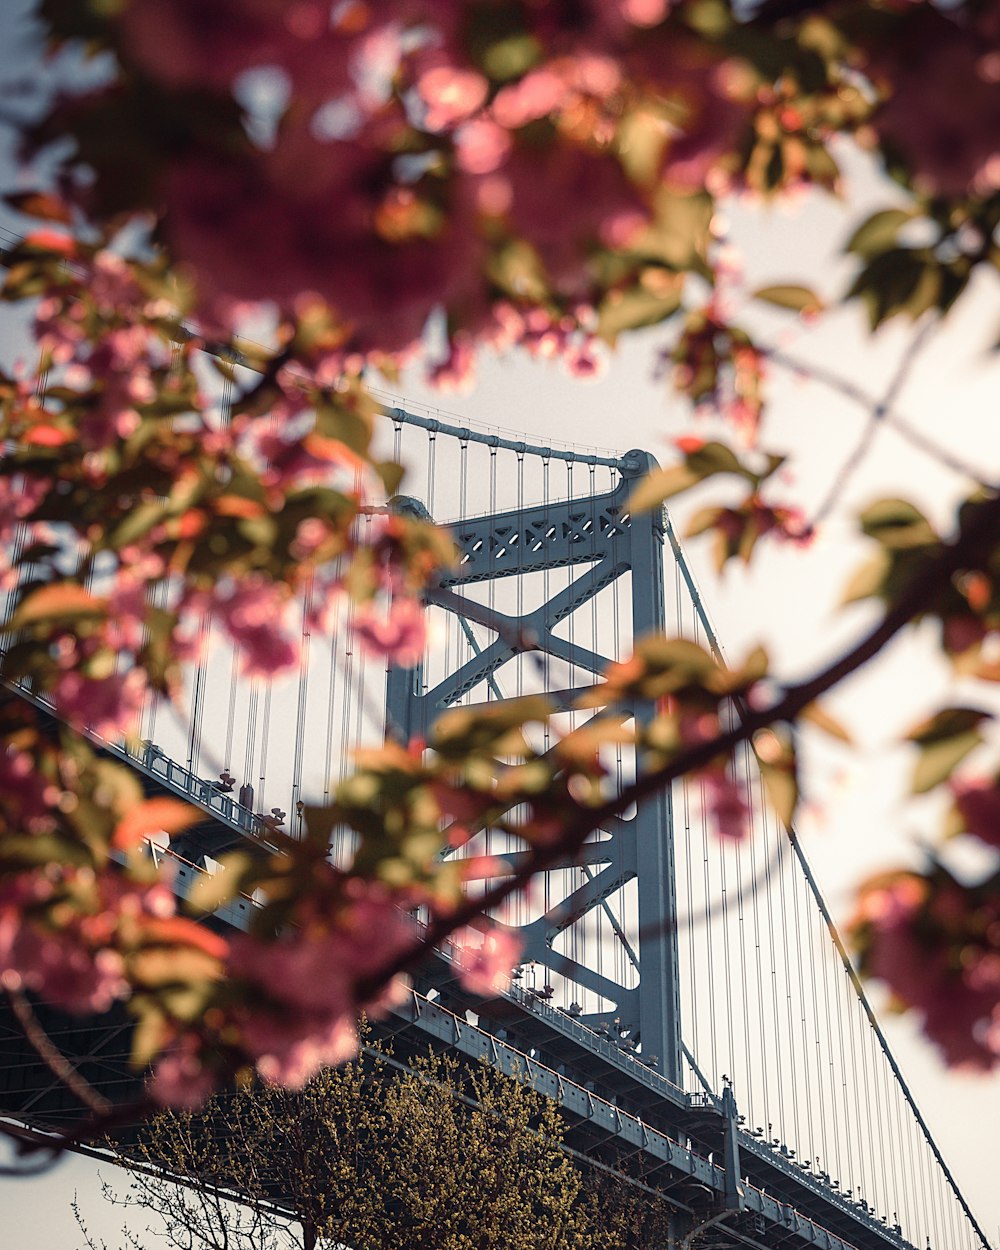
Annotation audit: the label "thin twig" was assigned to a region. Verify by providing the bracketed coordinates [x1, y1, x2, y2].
[803, 320, 936, 527]
[765, 340, 992, 491]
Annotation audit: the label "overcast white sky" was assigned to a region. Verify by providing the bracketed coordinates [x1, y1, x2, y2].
[1, 2, 1000, 1246]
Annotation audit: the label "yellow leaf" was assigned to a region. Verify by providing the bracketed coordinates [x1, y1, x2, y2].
[801, 702, 852, 744]
[5, 583, 104, 631]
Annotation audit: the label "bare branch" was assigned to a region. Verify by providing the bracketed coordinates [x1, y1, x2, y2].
[765, 342, 992, 490]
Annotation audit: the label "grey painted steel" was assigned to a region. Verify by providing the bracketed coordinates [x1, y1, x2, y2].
[385, 405, 642, 472]
[389, 455, 684, 1088]
[394, 989, 911, 1250]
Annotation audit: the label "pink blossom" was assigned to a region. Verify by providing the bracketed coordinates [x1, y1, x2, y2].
[0, 475, 46, 543]
[352, 595, 426, 667]
[454, 119, 512, 176]
[427, 334, 477, 392]
[856, 874, 1000, 1070]
[418, 67, 489, 132]
[229, 891, 415, 1085]
[53, 668, 147, 739]
[619, 0, 670, 27]
[34, 296, 85, 364]
[119, 0, 358, 104]
[250, 1012, 359, 1087]
[149, 1037, 219, 1110]
[504, 141, 645, 289]
[702, 771, 751, 841]
[163, 119, 484, 349]
[89, 251, 143, 312]
[105, 575, 149, 653]
[492, 69, 568, 129]
[0, 744, 56, 832]
[3, 922, 127, 1014]
[868, 6, 1000, 198]
[457, 928, 522, 997]
[198, 577, 300, 677]
[953, 779, 1000, 850]
[564, 341, 606, 379]
[942, 616, 988, 656]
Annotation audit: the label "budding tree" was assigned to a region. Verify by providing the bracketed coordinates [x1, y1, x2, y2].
[74, 1045, 675, 1250]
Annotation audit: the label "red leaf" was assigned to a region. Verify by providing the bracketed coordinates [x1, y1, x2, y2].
[140, 915, 230, 960]
[113, 797, 200, 849]
[5, 191, 73, 224]
[22, 228, 77, 257]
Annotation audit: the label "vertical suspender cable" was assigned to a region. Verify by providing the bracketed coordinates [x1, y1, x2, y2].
[290, 577, 313, 837]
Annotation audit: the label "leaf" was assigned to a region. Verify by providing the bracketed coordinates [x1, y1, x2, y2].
[753, 284, 825, 315]
[912, 731, 983, 794]
[185, 867, 241, 915]
[686, 440, 747, 479]
[906, 706, 991, 794]
[755, 728, 798, 827]
[848, 247, 931, 329]
[800, 702, 852, 743]
[845, 209, 917, 259]
[840, 549, 891, 604]
[628, 465, 701, 511]
[141, 915, 230, 959]
[859, 498, 937, 549]
[597, 281, 682, 341]
[629, 440, 750, 514]
[907, 706, 991, 744]
[129, 1002, 170, 1069]
[432, 695, 553, 757]
[130, 945, 224, 987]
[4, 191, 73, 224]
[4, 583, 105, 631]
[113, 797, 200, 849]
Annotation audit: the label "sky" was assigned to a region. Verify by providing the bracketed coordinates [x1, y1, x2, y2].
[2, 2, 1000, 1247]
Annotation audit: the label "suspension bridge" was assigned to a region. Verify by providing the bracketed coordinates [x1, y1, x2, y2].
[0, 391, 991, 1250]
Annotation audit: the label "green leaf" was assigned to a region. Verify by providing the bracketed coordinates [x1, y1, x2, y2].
[686, 440, 747, 478]
[628, 465, 701, 511]
[597, 282, 682, 342]
[845, 209, 917, 259]
[912, 730, 983, 794]
[129, 1002, 170, 1069]
[841, 549, 891, 604]
[906, 706, 991, 794]
[432, 695, 553, 757]
[859, 499, 937, 549]
[753, 284, 825, 315]
[907, 706, 991, 745]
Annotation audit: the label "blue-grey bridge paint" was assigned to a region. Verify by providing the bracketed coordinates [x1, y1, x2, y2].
[388, 454, 683, 1088]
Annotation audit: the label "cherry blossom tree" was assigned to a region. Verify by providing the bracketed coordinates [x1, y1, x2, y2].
[0, 0, 999, 1154]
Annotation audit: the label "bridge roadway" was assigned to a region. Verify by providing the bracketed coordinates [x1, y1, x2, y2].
[0, 689, 918, 1250]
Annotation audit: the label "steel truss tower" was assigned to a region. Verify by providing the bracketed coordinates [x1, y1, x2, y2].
[387, 451, 683, 1085]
